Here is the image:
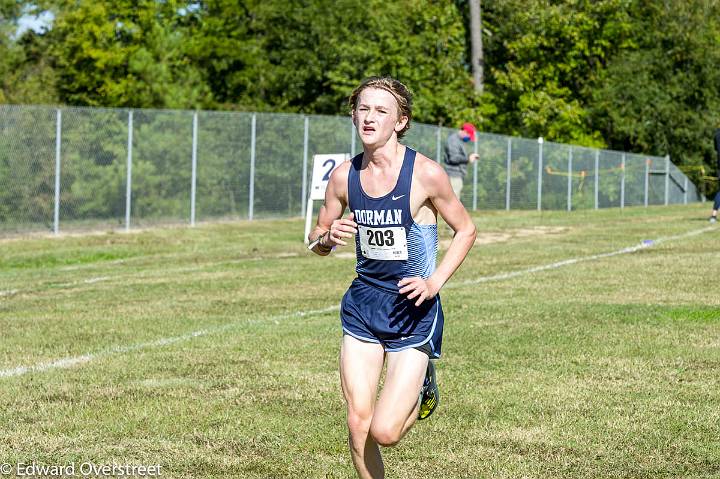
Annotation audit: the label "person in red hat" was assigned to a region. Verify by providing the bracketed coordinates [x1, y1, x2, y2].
[442, 122, 479, 201]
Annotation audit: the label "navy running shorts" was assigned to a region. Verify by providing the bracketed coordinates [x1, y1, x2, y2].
[340, 277, 444, 358]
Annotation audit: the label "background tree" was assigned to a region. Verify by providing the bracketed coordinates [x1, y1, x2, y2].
[480, 0, 635, 146]
[48, 0, 211, 108]
[184, 0, 474, 126]
[469, 0, 483, 94]
[1, 0, 719, 197]
[590, 0, 720, 193]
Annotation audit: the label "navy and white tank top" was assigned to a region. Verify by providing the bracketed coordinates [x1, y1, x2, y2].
[348, 147, 438, 292]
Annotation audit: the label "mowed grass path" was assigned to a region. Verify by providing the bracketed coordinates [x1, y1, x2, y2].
[0, 204, 718, 478]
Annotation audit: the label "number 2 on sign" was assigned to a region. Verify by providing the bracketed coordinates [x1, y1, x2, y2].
[322, 159, 336, 181]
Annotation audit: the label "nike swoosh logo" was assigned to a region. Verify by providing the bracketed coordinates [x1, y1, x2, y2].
[392, 195, 405, 200]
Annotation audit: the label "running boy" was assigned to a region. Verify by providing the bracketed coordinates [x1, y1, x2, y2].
[308, 77, 476, 479]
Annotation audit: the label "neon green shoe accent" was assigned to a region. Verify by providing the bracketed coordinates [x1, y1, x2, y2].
[418, 361, 439, 420]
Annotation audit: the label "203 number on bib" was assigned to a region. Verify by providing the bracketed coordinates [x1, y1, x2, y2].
[366, 229, 395, 247]
[358, 226, 408, 260]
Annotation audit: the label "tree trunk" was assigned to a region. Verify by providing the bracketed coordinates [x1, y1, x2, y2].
[469, 0, 484, 94]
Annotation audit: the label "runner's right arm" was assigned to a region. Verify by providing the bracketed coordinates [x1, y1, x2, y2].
[308, 162, 357, 256]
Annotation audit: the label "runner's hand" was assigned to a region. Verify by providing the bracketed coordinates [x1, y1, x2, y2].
[327, 212, 357, 247]
[398, 276, 439, 307]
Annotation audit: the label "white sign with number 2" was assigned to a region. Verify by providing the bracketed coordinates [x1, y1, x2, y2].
[310, 154, 349, 200]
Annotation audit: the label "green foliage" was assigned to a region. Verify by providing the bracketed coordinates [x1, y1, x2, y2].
[591, 1, 720, 195]
[59, 109, 129, 222]
[2, 0, 720, 196]
[0, 107, 58, 230]
[184, 0, 473, 124]
[49, 0, 211, 108]
[5, 34, 58, 104]
[0, 0, 25, 102]
[482, 0, 634, 146]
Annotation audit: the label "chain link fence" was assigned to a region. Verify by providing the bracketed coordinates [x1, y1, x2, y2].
[0, 104, 704, 235]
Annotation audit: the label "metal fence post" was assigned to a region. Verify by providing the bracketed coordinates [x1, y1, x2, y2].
[190, 112, 198, 226]
[506, 138, 512, 211]
[125, 110, 133, 232]
[567, 147, 573, 212]
[594, 149, 600, 210]
[301, 116, 309, 218]
[53, 109, 61, 235]
[537, 137, 543, 211]
[620, 153, 626, 209]
[644, 159, 649, 207]
[249, 113, 256, 220]
[664, 155, 670, 206]
[436, 126, 442, 163]
[472, 138, 478, 211]
[350, 119, 356, 158]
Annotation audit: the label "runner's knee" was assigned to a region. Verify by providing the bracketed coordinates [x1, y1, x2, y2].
[369, 422, 402, 447]
[347, 411, 373, 454]
[347, 408, 372, 437]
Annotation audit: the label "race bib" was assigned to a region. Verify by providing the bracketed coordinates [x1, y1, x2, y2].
[358, 226, 408, 261]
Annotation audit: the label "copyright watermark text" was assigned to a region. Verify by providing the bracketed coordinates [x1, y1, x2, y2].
[0, 462, 161, 477]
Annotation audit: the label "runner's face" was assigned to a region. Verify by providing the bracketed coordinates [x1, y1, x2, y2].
[353, 88, 408, 147]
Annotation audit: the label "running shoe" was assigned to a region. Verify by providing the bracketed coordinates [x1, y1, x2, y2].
[418, 360, 439, 420]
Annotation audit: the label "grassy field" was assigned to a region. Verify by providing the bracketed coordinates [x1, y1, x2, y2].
[0, 203, 719, 478]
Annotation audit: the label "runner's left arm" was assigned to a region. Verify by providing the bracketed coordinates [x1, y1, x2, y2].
[398, 159, 476, 304]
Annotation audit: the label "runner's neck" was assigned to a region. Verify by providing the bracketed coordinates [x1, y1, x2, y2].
[362, 143, 405, 171]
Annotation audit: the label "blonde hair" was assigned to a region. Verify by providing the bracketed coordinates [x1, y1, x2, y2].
[348, 77, 413, 139]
